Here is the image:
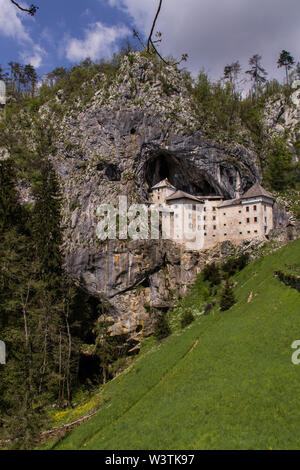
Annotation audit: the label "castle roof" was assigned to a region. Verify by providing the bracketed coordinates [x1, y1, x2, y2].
[218, 198, 241, 208]
[166, 190, 204, 203]
[241, 183, 274, 200]
[152, 178, 176, 190]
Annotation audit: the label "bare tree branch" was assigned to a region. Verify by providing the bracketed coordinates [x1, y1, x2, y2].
[147, 0, 163, 52]
[133, 29, 146, 49]
[10, 0, 39, 16]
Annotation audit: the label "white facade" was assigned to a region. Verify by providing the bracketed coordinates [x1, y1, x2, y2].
[150, 179, 274, 251]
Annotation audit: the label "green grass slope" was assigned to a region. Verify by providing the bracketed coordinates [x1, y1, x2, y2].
[53, 239, 300, 450]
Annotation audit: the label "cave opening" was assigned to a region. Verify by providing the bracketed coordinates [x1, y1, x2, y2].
[144, 152, 219, 197]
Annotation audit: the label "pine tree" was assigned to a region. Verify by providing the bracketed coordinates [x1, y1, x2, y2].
[153, 313, 171, 340]
[277, 50, 295, 85]
[246, 54, 267, 93]
[32, 159, 63, 289]
[94, 316, 116, 384]
[264, 136, 296, 191]
[220, 280, 235, 311]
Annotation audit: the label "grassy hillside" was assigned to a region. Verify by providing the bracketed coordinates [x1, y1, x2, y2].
[52, 239, 300, 450]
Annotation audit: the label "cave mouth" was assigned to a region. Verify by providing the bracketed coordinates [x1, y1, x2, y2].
[144, 152, 218, 196]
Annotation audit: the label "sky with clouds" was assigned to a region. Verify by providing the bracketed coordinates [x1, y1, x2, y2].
[0, 0, 299, 82]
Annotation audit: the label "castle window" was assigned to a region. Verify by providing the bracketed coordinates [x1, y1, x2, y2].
[254, 205, 257, 211]
[248, 231, 251, 234]
[247, 218, 250, 223]
[240, 232, 242, 235]
[239, 210, 242, 213]
[224, 233, 227, 236]
[264, 205, 266, 211]
[254, 217, 258, 223]
[254, 230, 258, 233]
[213, 216, 216, 221]
[213, 207, 216, 211]
[192, 205, 196, 211]
[204, 225, 206, 230]
[246, 207, 250, 212]
[265, 217, 267, 223]
[204, 207, 206, 212]
[204, 233, 207, 236]
[239, 222, 242, 225]
[213, 225, 217, 230]
[203, 216, 206, 221]
[224, 223, 227, 227]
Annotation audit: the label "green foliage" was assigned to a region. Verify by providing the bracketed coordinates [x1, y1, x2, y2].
[52, 240, 300, 450]
[202, 262, 221, 286]
[220, 280, 236, 311]
[199, 286, 210, 301]
[153, 314, 171, 341]
[221, 253, 250, 278]
[274, 270, 300, 292]
[180, 309, 195, 329]
[0, 157, 107, 448]
[94, 316, 129, 384]
[263, 136, 297, 191]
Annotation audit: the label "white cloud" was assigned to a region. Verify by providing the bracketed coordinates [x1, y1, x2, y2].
[21, 44, 46, 68]
[65, 21, 131, 62]
[0, 0, 46, 68]
[107, 0, 300, 79]
[0, 0, 31, 42]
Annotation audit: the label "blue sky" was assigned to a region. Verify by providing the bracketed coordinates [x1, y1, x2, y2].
[0, 0, 300, 83]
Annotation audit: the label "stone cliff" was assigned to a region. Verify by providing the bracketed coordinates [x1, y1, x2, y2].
[38, 52, 265, 338]
[23, 53, 285, 339]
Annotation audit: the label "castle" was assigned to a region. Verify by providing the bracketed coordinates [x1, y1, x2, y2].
[150, 178, 274, 250]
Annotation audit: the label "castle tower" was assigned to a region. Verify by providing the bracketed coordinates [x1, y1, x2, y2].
[151, 178, 176, 204]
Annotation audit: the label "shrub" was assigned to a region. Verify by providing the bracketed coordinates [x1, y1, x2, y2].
[220, 280, 236, 311]
[180, 309, 195, 329]
[200, 286, 210, 301]
[222, 253, 250, 278]
[204, 302, 216, 315]
[153, 314, 171, 340]
[202, 262, 221, 286]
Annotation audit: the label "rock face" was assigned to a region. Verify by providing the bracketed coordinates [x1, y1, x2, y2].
[263, 82, 300, 162]
[46, 53, 266, 337]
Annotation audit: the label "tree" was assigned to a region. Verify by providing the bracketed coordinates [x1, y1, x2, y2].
[277, 50, 295, 85]
[180, 309, 195, 329]
[224, 61, 241, 86]
[94, 316, 116, 384]
[9, 0, 38, 16]
[134, 0, 188, 67]
[153, 313, 171, 340]
[24, 64, 38, 97]
[202, 262, 221, 286]
[264, 136, 296, 191]
[246, 54, 268, 93]
[220, 280, 235, 311]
